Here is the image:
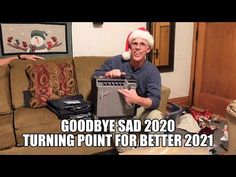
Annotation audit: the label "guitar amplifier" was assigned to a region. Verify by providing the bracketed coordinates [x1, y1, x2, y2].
[91, 76, 137, 118]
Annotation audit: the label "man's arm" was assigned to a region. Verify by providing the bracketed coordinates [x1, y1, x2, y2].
[0, 54, 45, 66]
[92, 55, 125, 78]
[92, 59, 112, 77]
[118, 89, 152, 109]
[0, 56, 17, 65]
[118, 67, 161, 110]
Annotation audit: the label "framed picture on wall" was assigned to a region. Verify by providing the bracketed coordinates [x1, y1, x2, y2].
[0, 23, 68, 55]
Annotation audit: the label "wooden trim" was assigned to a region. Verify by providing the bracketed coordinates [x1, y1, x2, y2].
[168, 96, 190, 107]
[193, 23, 207, 107]
[189, 22, 199, 106]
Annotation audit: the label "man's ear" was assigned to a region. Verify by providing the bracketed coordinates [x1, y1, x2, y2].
[146, 47, 151, 54]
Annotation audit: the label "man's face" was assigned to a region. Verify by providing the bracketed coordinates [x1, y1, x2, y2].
[130, 38, 151, 62]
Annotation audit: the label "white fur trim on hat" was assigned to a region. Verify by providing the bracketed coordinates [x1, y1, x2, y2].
[122, 51, 131, 60]
[128, 29, 154, 49]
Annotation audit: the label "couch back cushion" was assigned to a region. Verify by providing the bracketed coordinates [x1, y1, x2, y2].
[25, 62, 76, 108]
[73, 56, 109, 100]
[9, 56, 74, 109]
[0, 65, 12, 115]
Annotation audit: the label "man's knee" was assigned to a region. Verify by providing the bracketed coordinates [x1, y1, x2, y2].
[135, 107, 164, 121]
[146, 110, 163, 120]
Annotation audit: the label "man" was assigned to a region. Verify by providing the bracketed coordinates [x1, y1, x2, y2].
[93, 27, 163, 121]
[92, 27, 163, 153]
[0, 54, 45, 66]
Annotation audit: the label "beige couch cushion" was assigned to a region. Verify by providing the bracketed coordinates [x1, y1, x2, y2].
[0, 114, 16, 150]
[73, 56, 109, 100]
[0, 65, 12, 115]
[9, 56, 73, 109]
[13, 106, 115, 154]
[158, 85, 171, 114]
[14, 107, 61, 146]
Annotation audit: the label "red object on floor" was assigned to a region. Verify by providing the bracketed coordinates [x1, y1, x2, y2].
[190, 109, 213, 122]
[190, 109, 202, 121]
[203, 110, 212, 119]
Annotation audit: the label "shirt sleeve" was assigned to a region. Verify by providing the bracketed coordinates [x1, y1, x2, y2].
[92, 55, 123, 79]
[92, 58, 113, 78]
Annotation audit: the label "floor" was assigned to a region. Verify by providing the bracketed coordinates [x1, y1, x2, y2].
[171, 105, 229, 155]
[174, 119, 228, 155]
[95, 106, 229, 155]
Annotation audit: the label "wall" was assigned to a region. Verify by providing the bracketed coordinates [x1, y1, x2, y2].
[161, 23, 194, 99]
[72, 22, 145, 56]
[72, 22, 194, 99]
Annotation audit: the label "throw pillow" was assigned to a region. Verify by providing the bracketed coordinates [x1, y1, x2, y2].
[26, 62, 77, 108]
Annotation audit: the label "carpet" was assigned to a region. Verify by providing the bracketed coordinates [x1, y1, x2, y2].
[119, 121, 228, 155]
[95, 107, 229, 155]
[174, 117, 228, 155]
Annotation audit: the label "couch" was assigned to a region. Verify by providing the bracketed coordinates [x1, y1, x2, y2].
[0, 56, 170, 155]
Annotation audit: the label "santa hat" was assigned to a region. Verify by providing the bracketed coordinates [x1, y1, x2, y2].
[122, 27, 154, 60]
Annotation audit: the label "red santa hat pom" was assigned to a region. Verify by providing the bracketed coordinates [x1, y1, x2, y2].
[122, 27, 154, 60]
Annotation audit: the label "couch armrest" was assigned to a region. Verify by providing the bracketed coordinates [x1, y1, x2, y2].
[157, 85, 171, 115]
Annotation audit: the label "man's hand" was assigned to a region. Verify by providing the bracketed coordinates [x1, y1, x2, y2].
[105, 69, 126, 78]
[118, 88, 152, 108]
[20, 54, 45, 61]
[118, 88, 138, 105]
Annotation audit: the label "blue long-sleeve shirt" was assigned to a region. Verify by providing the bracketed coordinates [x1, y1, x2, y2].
[93, 55, 161, 110]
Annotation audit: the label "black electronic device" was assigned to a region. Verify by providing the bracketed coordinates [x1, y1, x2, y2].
[47, 94, 92, 120]
[91, 76, 137, 118]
